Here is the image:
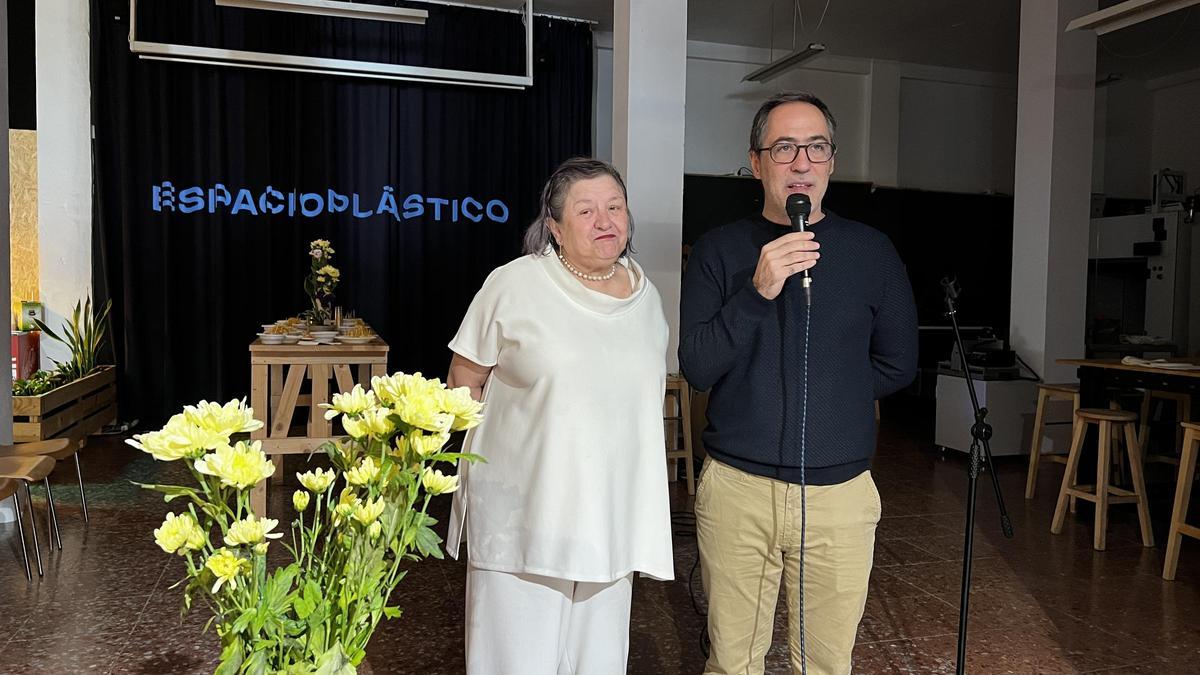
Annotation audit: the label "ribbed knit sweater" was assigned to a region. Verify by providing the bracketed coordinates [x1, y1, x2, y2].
[679, 211, 919, 485]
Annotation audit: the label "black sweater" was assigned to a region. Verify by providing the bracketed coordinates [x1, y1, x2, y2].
[679, 211, 918, 485]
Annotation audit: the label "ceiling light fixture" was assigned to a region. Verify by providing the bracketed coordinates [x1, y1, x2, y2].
[215, 0, 429, 25]
[742, 42, 826, 83]
[1065, 0, 1199, 35]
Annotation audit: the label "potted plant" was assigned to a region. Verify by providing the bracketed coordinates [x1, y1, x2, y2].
[11, 296, 117, 443]
[304, 239, 339, 325]
[132, 372, 484, 673]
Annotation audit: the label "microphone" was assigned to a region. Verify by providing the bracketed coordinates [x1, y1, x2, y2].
[786, 193, 813, 305]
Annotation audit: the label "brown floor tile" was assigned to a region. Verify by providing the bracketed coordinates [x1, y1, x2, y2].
[0, 412, 1196, 673]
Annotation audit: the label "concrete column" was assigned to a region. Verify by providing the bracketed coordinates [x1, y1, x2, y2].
[1010, 0, 1097, 383]
[35, 0, 92, 369]
[612, 0, 687, 371]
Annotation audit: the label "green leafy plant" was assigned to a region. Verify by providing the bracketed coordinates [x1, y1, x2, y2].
[32, 295, 112, 383]
[12, 370, 64, 396]
[133, 373, 485, 673]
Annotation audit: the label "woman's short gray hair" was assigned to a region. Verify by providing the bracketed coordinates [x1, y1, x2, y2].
[522, 157, 636, 257]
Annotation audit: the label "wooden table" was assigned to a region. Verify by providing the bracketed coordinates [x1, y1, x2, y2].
[1058, 358, 1200, 409]
[248, 338, 389, 515]
[1058, 358, 1199, 485]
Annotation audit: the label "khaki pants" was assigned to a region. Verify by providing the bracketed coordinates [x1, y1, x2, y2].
[695, 458, 881, 675]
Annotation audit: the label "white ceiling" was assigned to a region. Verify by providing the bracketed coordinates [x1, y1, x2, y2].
[503, 0, 1200, 82]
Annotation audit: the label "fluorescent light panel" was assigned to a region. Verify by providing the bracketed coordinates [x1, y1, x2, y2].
[1065, 0, 1200, 35]
[215, 0, 429, 24]
[130, 0, 534, 89]
[743, 43, 826, 83]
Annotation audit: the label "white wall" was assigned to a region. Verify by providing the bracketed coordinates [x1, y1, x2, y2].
[1150, 74, 1200, 197]
[595, 36, 1019, 194]
[897, 72, 1017, 194]
[1100, 79, 1153, 199]
[35, 0, 93, 370]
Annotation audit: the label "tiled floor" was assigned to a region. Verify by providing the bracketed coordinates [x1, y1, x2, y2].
[2, 403, 1198, 674]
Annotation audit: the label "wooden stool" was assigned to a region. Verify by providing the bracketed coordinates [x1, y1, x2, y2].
[0, 438, 87, 523]
[1138, 390, 1193, 466]
[1163, 422, 1200, 580]
[1025, 383, 1079, 499]
[1051, 408, 1154, 551]
[665, 374, 696, 495]
[0, 455, 60, 575]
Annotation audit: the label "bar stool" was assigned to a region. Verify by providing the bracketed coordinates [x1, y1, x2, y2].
[665, 374, 696, 495]
[1138, 391, 1193, 466]
[1051, 408, 1154, 551]
[1163, 421, 1200, 580]
[1025, 383, 1080, 499]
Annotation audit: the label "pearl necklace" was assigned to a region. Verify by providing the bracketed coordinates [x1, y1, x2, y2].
[558, 251, 617, 281]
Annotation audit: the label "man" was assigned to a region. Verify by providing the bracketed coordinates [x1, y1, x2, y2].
[679, 91, 918, 674]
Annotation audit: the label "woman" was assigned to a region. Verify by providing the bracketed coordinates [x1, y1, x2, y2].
[446, 157, 674, 673]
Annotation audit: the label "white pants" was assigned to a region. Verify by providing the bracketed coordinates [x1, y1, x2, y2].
[465, 564, 634, 675]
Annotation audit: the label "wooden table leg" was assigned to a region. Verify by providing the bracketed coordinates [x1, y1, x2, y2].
[270, 364, 283, 424]
[310, 365, 332, 438]
[334, 365, 355, 396]
[358, 364, 371, 388]
[250, 362, 269, 516]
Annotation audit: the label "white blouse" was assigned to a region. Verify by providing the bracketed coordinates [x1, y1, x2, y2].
[446, 250, 674, 582]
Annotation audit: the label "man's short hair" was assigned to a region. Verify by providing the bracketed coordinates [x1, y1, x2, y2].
[749, 92, 838, 152]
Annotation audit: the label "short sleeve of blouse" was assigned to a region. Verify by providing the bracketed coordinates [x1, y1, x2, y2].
[447, 266, 509, 367]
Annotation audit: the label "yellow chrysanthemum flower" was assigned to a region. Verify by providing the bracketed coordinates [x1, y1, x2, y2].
[223, 515, 283, 547]
[153, 512, 207, 555]
[293, 490, 310, 512]
[205, 548, 251, 593]
[194, 441, 275, 489]
[367, 521, 382, 540]
[421, 468, 459, 496]
[352, 496, 386, 526]
[127, 413, 223, 461]
[183, 399, 264, 438]
[342, 407, 395, 439]
[321, 385, 376, 420]
[297, 467, 336, 494]
[345, 456, 380, 486]
[396, 430, 449, 458]
[392, 394, 453, 434]
[440, 386, 484, 431]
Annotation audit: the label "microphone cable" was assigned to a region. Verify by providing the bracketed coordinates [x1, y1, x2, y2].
[786, 192, 813, 675]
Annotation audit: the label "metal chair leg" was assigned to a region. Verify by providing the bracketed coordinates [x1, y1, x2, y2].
[73, 452, 89, 523]
[21, 481, 44, 577]
[10, 493, 31, 581]
[43, 478, 63, 551]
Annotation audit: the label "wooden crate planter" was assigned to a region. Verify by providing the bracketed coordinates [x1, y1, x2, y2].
[12, 366, 117, 443]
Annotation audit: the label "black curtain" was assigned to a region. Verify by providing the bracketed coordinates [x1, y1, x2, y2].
[91, 0, 592, 425]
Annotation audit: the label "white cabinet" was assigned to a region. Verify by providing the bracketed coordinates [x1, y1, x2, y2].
[935, 374, 1072, 457]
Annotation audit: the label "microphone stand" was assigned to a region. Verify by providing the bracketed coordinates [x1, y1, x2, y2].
[941, 277, 1014, 674]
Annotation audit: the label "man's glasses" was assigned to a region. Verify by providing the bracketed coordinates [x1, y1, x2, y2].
[756, 140, 836, 164]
